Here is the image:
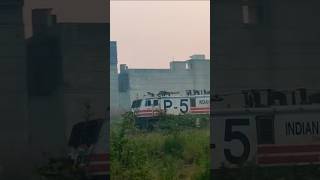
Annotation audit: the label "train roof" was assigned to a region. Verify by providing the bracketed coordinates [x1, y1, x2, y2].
[212, 104, 320, 115]
[134, 95, 210, 100]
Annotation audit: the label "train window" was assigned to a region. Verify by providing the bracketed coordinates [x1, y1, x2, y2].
[190, 98, 196, 107]
[309, 93, 320, 104]
[153, 100, 159, 106]
[256, 115, 274, 144]
[131, 99, 142, 108]
[68, 119, 103, 148]
[145, 99, 152, 107]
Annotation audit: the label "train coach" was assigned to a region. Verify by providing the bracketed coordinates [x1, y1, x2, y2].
[211, 89, 320, 173]
[131, 95, 209, 128]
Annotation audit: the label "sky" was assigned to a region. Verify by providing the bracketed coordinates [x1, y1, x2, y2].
[23, 0, 209, 69]
[111, 1, 210, 69]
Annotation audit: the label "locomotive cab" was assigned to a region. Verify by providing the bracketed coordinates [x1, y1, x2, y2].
[131, 99, 142, 109]
[131, 95, 210, 129]
[131, 98, 161, 118]
[68, 119, 109, 179]
[211, 89, 320, 173]
[131, 95, 209, 118]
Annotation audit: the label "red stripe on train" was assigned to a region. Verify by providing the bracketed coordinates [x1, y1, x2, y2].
[190, 110, 209, 113]
[88, 153, 109, 161]
[190, 109, 209, 111]
[258, 144, 320, 154]
[258, 154, 320, 164]
[190, 107, 210, 110]
[136, 112, 154, 115]
[137, 109, 153, 112]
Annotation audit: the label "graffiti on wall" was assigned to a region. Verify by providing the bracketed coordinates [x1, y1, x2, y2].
[143, 89, 210, 97]
[186, 89, 210, 96]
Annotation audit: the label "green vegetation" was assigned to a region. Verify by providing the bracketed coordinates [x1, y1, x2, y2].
[37, 157, 87, 180]
[111, 113, 320, 180]
[110, 113, 210, 180]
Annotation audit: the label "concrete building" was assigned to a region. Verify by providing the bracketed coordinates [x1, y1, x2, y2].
[118, 54, 210, 110]
[0, 6, 108, 179]
[0, 0, 29, 179]
[27, 9, 108, 176]
[212, 0, 320, 108]
[110, 41, 120, 118]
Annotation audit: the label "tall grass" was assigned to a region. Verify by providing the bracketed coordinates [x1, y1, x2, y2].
[111, 114, 320, 180]
[110, 113, 210, 180]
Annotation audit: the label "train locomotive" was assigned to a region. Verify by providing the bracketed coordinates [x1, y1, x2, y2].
[131, 93, 210, 128]
[211, 88, 320, 173]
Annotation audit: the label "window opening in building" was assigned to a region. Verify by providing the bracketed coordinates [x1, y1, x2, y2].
[242, 4, 250, 24]
[242, 0, 262, 25]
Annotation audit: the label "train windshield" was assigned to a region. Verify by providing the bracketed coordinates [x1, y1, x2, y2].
[68, 119, 103, 148]
[131, 99, 142, 108]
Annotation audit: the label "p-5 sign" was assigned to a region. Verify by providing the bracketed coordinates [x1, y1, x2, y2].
[211, 115, 257, 169]
[163, 99, 189, 114]
[211, 106, 320, 170]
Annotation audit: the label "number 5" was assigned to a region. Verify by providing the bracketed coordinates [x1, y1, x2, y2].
[224, 119, 250, 164]
[180, 99, 188, 113]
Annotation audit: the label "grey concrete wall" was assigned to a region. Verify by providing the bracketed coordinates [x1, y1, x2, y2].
[110, 64, 120, 118]
[58, 23, 108, 138]
[110, 41, 120, 118]
[119, 56, 210, 110]
[28, 93, 66, 166]
[0, 4, 109, 179]
[119, 91, 131, 111]
[212, 0, 320, 108]
[26, 17, 66, 178]
[26, 19, 109, 179]
[0, 1, 30, 179]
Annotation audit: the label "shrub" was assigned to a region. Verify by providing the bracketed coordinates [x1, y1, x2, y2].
[162, 135, 184, 158]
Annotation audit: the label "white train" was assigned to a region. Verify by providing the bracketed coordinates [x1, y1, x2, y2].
[68, 118, 109, 179]
[131, 95, 209, 128]
[211, 89, 320, 172]
[131, 95, 210, 118]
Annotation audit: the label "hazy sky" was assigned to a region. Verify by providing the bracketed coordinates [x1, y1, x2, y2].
[23, 0, 209, 69]
[111, 1, 210, 69]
